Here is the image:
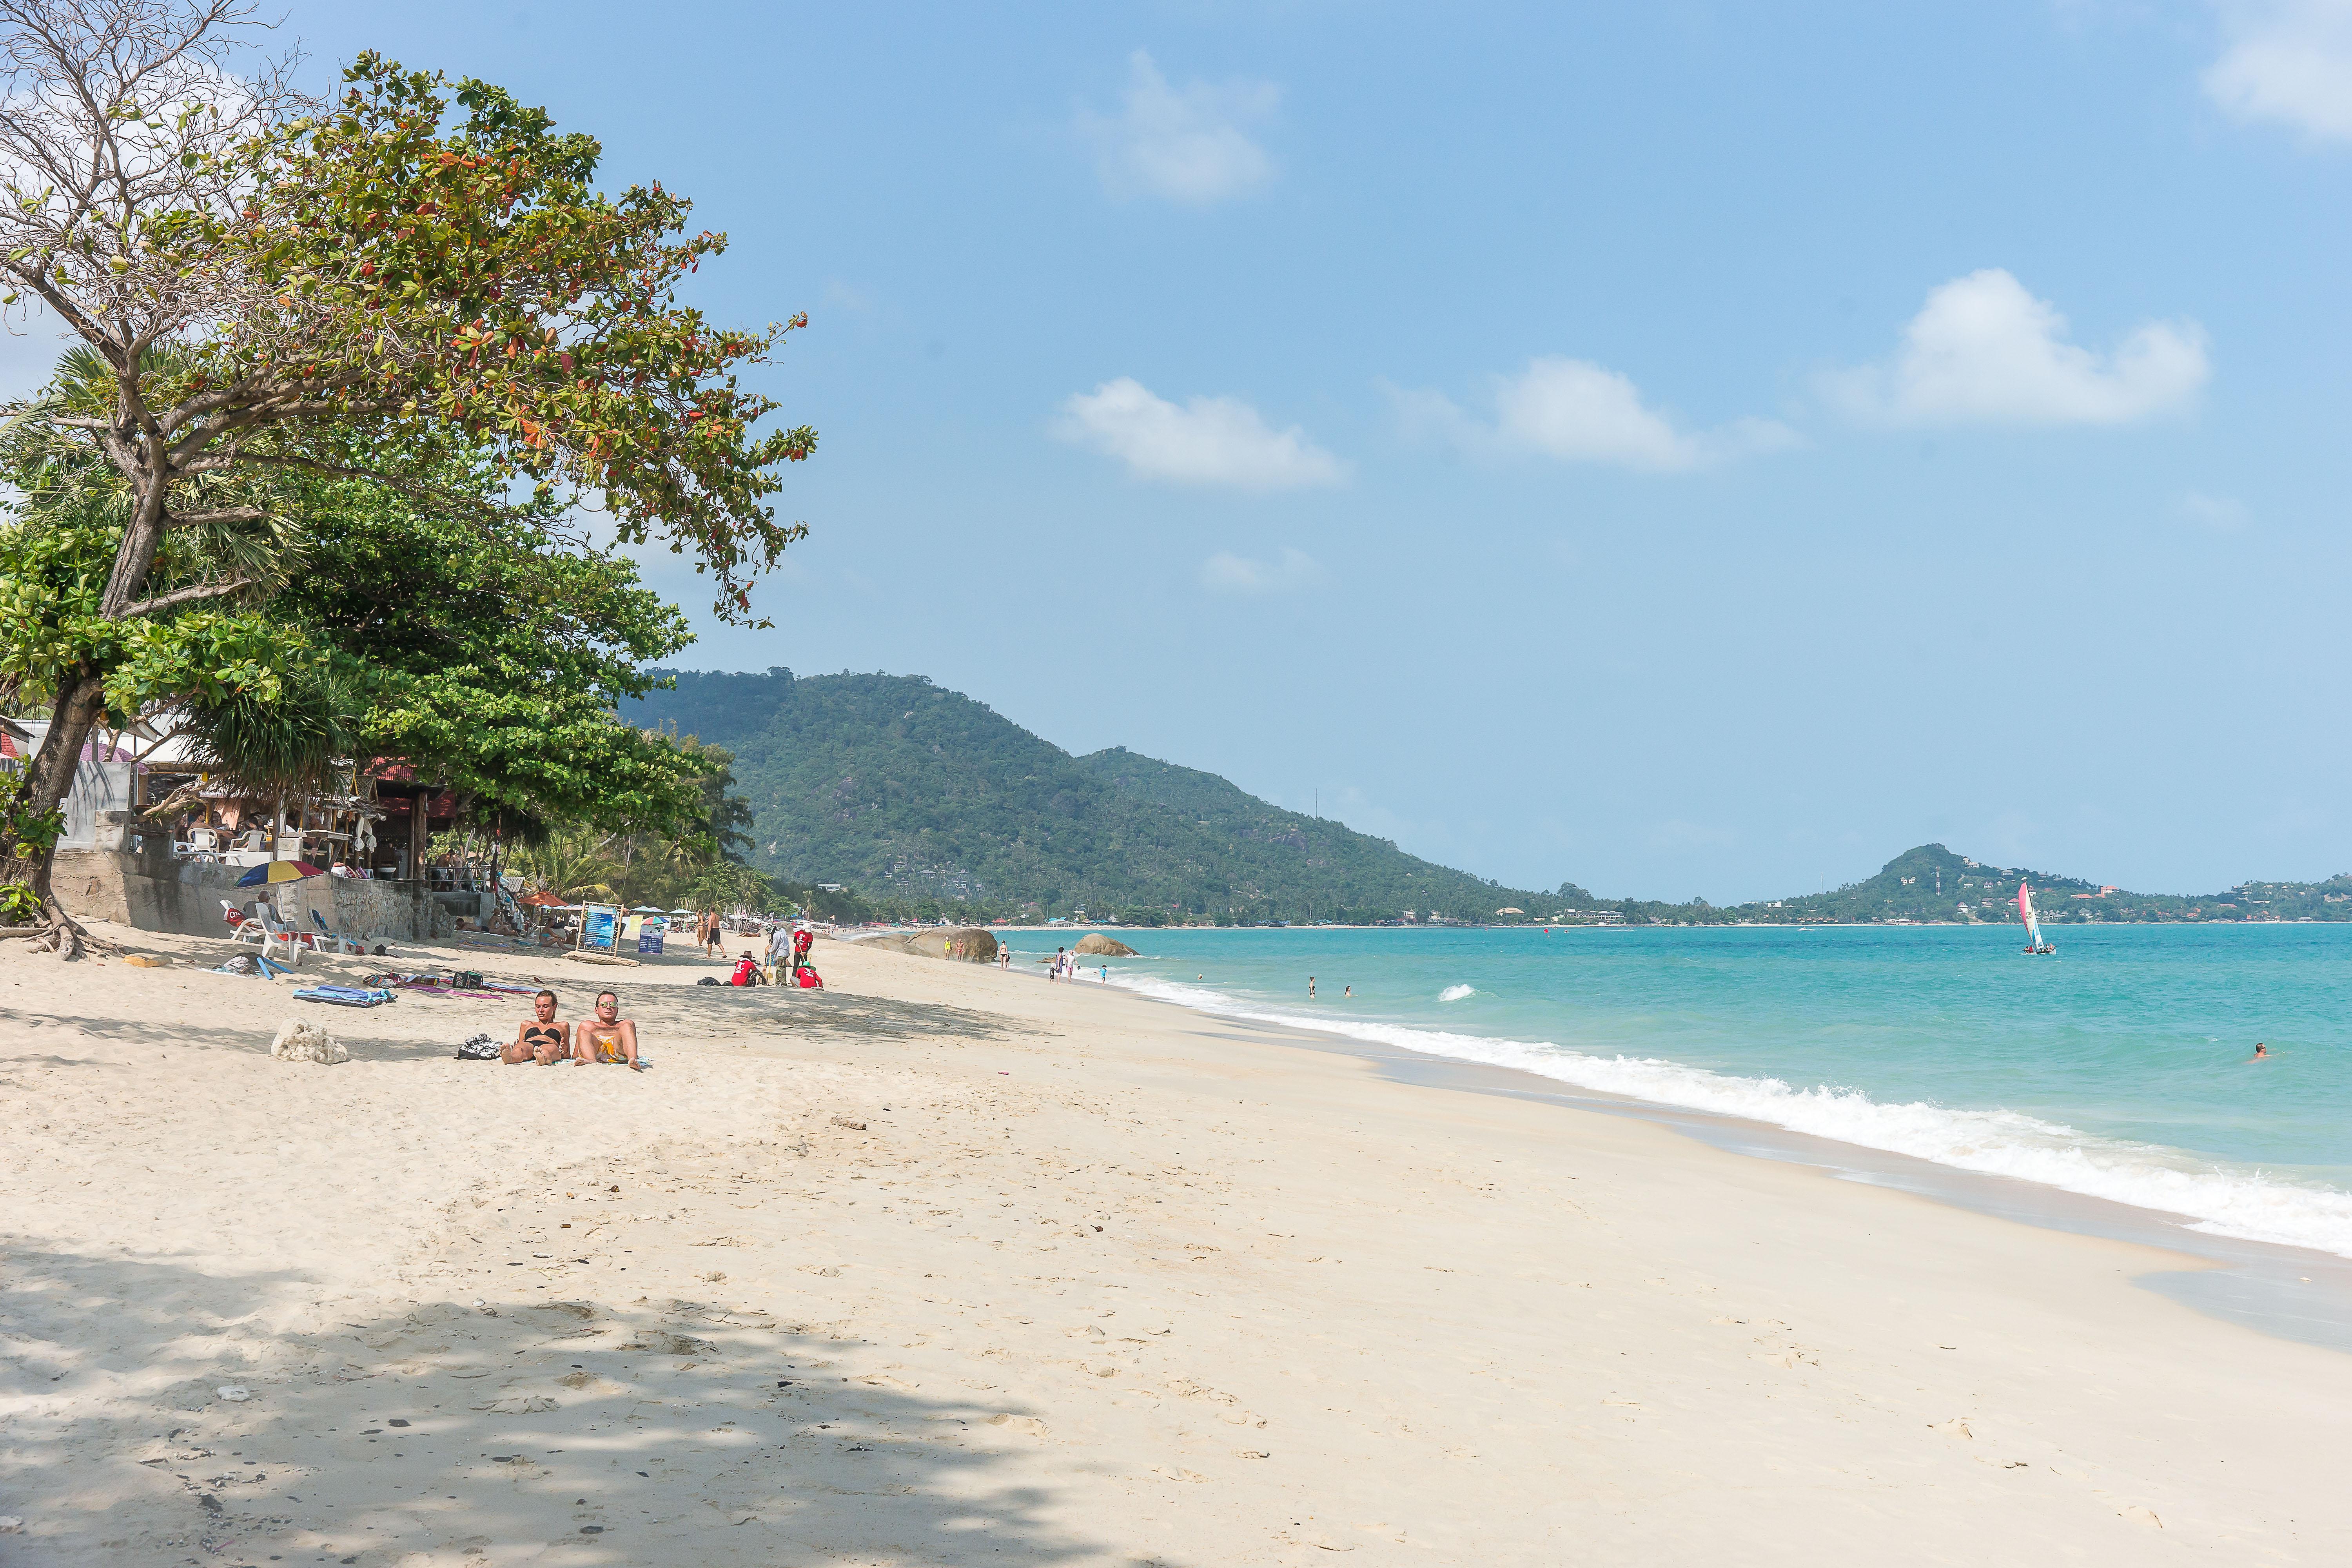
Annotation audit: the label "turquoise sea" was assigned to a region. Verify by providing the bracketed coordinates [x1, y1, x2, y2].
[1008, 923, 2352, 1258]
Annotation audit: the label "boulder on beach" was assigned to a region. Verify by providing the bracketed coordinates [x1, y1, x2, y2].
[859, 926, 1000, 964]
[269, 1018, 348, 1064]
[1073, 933, 1137, 957]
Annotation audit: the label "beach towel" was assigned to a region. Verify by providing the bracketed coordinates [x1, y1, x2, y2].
[293, 985, 395, 1008]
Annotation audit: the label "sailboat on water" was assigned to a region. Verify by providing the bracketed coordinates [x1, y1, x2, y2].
[2017, 879, 2056, 955]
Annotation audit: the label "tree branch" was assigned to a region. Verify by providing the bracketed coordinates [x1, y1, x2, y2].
[165, 505, 264, 527]
[116, 576, 253, 618]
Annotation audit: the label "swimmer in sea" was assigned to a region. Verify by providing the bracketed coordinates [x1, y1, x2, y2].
[2251, 1043, 2272, 1061]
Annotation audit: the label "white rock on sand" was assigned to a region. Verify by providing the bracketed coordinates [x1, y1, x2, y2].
[267, 1017, 348, 1064]
[2, 923, 2349, 1564]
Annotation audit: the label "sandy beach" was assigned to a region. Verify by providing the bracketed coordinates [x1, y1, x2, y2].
[5, 925, 2351, 1566]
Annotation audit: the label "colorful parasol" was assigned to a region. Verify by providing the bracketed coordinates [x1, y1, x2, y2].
[235, 859, 326, 886]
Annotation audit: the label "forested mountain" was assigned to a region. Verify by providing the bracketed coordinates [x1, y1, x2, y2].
[622, 668, 1581, 924]
[624, 669, 2352, 927]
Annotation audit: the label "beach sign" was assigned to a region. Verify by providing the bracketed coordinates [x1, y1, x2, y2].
[579, 902, 623, 952]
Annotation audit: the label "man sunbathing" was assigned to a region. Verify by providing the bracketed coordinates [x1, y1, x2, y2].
[573, 989, 647, 1071]
[505, 990, 570, 1065]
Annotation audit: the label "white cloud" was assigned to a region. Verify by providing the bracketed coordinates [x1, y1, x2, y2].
[1391, 358, 1797, 472]
[1824, 269, 2209, 427]
[1079, 51, 1278, 205]
[1200, 546, 1323, 594]
[1055, 376, 1347, 490]
[2205, 1, 2352, 140]
[2180, 490, 2252, 529]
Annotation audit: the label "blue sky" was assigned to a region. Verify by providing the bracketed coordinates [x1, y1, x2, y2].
[22, 2, 2352, 902]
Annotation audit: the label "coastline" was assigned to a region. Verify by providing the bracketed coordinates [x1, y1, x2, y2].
[8, 922, 2352, 1562]
[1103, 985, 2352, 1355]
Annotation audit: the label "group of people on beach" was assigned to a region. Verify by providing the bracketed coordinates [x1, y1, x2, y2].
[505, 989, 646, 1070]
[1047, 946, 1104, 982]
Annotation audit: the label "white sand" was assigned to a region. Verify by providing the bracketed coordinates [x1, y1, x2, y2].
[4, 922, 2350, 1565]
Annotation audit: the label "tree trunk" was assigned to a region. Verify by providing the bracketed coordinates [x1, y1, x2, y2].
[4, 666, 108, 957]
[406, 790, 431, 942]
[408, 792, 428, 879]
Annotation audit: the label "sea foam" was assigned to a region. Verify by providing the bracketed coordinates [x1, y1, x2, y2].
[1109, 972, 2352, 1259]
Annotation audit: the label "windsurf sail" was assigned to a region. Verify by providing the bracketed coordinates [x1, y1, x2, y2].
[2017, 880, 2045, 949]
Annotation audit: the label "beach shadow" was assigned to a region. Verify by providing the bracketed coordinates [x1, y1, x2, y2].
[1, 1240, 1137, 1567]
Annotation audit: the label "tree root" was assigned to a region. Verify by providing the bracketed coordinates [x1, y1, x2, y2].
[18, 896, 94, 959]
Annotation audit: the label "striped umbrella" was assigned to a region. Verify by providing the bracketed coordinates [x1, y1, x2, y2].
[235, 859, 326, 887]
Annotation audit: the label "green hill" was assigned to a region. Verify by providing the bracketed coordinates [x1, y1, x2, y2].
[622, 668, 1585, 924]
[622, 670, 2352, 927]
[1623, 843, 2352, 926]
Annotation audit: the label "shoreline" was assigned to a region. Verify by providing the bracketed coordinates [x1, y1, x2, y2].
[1158, 992, 2352, 1354]
[9, 921, 2352, 1561]
[1000, 950, 2352, 1355]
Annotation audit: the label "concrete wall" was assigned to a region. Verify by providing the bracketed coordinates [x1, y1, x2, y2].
[52, 814, 449, 941]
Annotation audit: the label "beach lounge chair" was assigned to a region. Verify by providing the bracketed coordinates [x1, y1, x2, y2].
[310, 909, 367, 955]
[224, 899, 261, 942]
[252, 907, 305, 966]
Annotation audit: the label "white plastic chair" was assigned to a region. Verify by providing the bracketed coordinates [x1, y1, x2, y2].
[224, 899, 265, 944]
[310, 908, 367, 955]
[253, 906, 304, 965]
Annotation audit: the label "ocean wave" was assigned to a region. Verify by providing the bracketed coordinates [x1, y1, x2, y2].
[1438, 984, 1476, 1002]
[1107, 973, 2352, 1259]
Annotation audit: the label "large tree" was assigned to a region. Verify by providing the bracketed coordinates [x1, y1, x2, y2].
[0, 1, 813, 949]
[272, 453, 708, 843]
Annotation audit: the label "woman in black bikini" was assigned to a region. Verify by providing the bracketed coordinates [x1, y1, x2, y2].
[505, 990, 571, 1064]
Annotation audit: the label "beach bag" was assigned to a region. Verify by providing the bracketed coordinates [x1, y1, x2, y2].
[696, 975, 721, 986]
[453, 1032, 501, 1060]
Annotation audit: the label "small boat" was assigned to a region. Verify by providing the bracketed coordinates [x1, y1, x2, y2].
[2017, 880, 2056, 955]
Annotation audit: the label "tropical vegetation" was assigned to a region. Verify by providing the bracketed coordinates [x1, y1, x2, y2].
[0, 2, 815, 952]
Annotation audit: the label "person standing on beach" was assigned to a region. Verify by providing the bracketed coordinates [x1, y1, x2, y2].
[1308, 975, 1316, 999]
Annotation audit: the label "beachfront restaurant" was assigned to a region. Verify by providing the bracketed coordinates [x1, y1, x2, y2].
[5, 720, 488, 944]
